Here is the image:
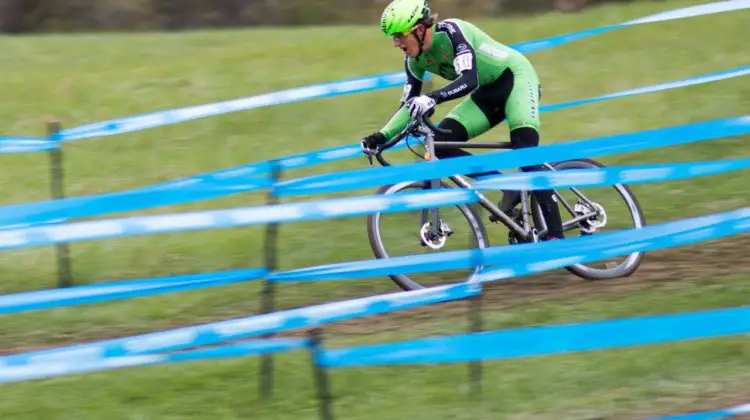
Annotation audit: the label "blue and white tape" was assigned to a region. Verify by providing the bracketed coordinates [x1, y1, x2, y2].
[645, 403, 750, 420]
[57, 72, 411, 141]
[0, 268, 268, 314]
[269, 207, 750, 282]
[0, 137, 59, 154]
[624, 0, 750, 26]
[541, 66, 750, 113]
[50, 0, 750, 141]
[472, 158, 750, 191]
[4, 65, 743, 230]
[2, 0, 744, 149]
[1, 145, 747, 252]
[0, 171, 273, 230]
[273, 115, 750, 196]
[475, 207, 750, 283]
[0, 338, 311, 384]
[0, 189, 478, 251]
[0, 282, 479, 367]
[0, 139, 400, 228]
[513, 0, 750, 54]
[319, 305, 750, 367]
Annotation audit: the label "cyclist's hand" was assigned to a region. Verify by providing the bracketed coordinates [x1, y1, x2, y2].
[406, 95, 436, 119]
[360, 131, 386, 156]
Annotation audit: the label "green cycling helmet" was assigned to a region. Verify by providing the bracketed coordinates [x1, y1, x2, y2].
[381, 0, 431, 37]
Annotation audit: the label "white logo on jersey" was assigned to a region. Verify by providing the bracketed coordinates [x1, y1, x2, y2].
[438, 21, 456, 35]
[447, 83, 468, 96]
[478, 43, 509, 59]
[453, 53, 474, 73]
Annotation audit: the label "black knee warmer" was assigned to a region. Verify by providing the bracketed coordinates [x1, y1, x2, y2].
[511, 127, 544, 172]
[433, 118, 470, 160]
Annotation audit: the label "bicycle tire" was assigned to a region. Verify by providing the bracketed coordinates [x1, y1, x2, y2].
[366, 180, 490, 291]
[530, 158, 647, 280]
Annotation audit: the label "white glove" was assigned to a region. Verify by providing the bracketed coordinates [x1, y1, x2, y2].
[407, 95, 436, 119]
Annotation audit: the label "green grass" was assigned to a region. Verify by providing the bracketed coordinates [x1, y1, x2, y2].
[0, 0, 749, 418]
[1, 273, 749, 420]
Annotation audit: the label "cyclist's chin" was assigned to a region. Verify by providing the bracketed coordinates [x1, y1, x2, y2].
[403, 48, 418, 58]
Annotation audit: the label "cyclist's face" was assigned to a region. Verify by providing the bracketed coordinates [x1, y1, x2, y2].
[391, 27, 420, 57]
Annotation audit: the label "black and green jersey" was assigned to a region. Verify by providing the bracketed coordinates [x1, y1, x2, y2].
[381, 18, 540, 140]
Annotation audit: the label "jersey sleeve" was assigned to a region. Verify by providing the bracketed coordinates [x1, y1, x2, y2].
[427, 20, 479, 104]
[379, 58, 425, 140]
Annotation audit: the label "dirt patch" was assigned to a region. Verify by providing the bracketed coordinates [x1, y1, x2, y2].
[322, 233, 750, 337]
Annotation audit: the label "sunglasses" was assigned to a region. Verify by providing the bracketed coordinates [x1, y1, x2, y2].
[391, 26, 417, 42]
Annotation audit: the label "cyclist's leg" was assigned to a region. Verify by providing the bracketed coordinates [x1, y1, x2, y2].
[447, 70, 524, 213]
[433, 69, 516, 180]
[505, 68, 565, 239]
[432, 96, 503, 179]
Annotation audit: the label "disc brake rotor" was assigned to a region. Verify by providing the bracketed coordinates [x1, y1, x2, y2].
[575, 201, 607, 234]
[419, 221, 453, 250]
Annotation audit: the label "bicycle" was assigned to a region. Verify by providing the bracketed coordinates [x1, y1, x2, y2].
[364, 114, 647, 291]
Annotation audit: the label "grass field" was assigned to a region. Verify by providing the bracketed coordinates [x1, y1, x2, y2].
[0, 0, 749, 418]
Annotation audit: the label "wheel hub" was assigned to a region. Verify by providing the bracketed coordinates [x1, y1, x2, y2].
[420, 221, 453, 250]
[575, 201, 607, 234]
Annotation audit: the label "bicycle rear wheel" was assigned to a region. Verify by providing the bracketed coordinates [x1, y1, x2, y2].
[531, 158, 647, 280]
[367, 180, 490, 290]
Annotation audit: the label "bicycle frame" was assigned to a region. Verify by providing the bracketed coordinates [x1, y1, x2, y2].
[424, 131, 536, 241]
[374, 117, 602, 243]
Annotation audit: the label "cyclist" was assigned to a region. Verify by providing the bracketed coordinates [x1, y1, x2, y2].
[360, 0, 565, 241]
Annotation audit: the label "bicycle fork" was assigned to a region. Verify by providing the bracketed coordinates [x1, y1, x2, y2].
[423, 134, 443, 240]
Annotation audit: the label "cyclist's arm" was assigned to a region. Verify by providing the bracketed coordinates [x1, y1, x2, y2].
[379, 58, 424, 140]
[426, 21, 479, 104]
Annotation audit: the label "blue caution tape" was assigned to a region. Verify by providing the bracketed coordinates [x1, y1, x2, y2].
[0, 282, 479, 367]
[645, 403, 750, 420]
[0, 268, 268, 314]
[319, 305, 750, 367]
[57, 72, 412, 141]
[541, 66, 750, 113]
[0, 171, 273, 230]
[268, 207, 750, 282]
[0, 140, 406, 229]
[4, 66, 742, 230]
[0, 338, 311, 384]
[513, 0, 750, 54]
[265, 65, 747, 182]
[513, 26, 620, 55]
[472, 158, 750, 191]
[273, 115, 750, 196]
[623, 0, 750, 26]
[0, 137, 58, 154]
[48, 0, 750, 141]
[2, 0, 743, 149]
[475, 207, 750, 283]
[0, 189, 478, 251]
[277, 141, 411, 172]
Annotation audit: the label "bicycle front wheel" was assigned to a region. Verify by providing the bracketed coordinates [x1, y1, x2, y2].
[367, 180, 490, 291]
